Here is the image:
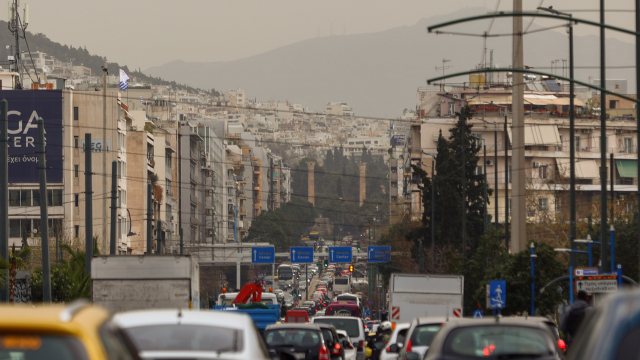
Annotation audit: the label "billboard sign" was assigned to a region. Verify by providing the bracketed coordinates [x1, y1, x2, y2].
[5, 90, 63, 183]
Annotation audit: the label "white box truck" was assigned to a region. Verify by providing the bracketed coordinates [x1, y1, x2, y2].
[91, 255, 200, 312]
[389, 273, 464, 323]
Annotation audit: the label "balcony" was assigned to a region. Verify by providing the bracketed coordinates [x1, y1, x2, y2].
[190, 193, 198, 205]
[166, 188, 174, 197]
[146, 153, 155, 168]
[190, 148, 198, 160]
[190, 216, 200, 225]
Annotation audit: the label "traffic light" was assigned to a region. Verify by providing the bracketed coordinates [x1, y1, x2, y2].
[357, 246, 361, 251]
[349, 265, 354, 272]
[324, 259, 329, 267]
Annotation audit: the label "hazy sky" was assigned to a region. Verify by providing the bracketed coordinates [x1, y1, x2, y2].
[22, 0, 639, 70]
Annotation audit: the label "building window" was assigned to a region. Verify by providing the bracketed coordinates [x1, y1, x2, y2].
[475, 166, 483, 175]
[555, 197, 562, 212]
[9, 190, 19, 206]
[624, 137, 633, 153]
[75, 225, 79, 238]
[74, 194, 79, 207]
[575, 135, 581, 153]
[74, 136, 79, 149]
[73, 106, 79, 120]
[556, 135, 563, 151]
[609, 100, 617, 109]
[32, 190, 40, 207]
[74, 165, 79, 178]
[20, 190, 31, 207]
[539, 165, 548, 179]
[538, 197, 548, 211]
[47, 190, 62, 206]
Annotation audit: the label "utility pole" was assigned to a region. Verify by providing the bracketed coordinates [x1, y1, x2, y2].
[8, 1, 28, 89]
[85, 134, 93, 276]
[436, 59, 452, 90]
[600, 0, 609, 272]
[431, 157, 435, 272]
[495, 125, 498, 228]
[635, 0, 640, 282]
[0, 100, 7, 302]
[102, 65, 108, 254]
[504, 117, 510, 251]
[37, 119, 51, 302]
[110, 161, 117, 255]
[483, 143, 488, 232]
[511, 0, 525, 253]
[147, 182, 152, 254]
[610, 153, 615, 223]
[461, 112, 467, 258]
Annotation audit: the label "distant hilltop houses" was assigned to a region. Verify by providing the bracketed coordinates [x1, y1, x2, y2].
[1, 50, 408, 261]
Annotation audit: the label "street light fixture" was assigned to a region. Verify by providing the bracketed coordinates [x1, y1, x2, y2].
[538, 5, 578, 270]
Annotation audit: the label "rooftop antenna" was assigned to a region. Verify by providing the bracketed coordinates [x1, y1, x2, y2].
[8, 0, 28, 89]
[435, 59, 452, 91]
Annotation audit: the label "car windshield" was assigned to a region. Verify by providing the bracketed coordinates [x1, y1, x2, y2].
[125, 325, 243, 352]
[443, 326, 554, 358]
[0, 334, 89, 360]
[410, 324, 442, 347]
[314, 318, 360, 337]
[264, 329, 320, 348]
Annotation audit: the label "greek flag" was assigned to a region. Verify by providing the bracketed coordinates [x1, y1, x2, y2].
[119, 69, 129, 91]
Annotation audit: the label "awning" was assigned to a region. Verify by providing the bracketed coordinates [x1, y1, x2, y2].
[616, 160, 638, 178]
[466, 94, 512, 105]
[557, 159, 600, 179]
[506, 124, 561, 146]
[523, 94, 585, 107]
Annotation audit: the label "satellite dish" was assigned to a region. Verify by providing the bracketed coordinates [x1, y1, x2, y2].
[444, 85, 453, 92]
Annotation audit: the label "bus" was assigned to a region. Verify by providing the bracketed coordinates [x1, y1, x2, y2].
[333, 276, 351, 295]
[278, 264, 294, 281]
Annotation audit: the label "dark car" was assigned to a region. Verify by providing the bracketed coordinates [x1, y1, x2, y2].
[294, 306, 316, 318]
[567, 290, 640, 360]
[264, 323, 345, 360]
[418, 318, 562, 360]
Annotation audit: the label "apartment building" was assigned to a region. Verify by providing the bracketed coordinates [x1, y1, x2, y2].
[411, 86, 639, 223]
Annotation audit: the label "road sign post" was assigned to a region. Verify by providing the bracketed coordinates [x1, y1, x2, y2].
[290, 246, 314, 264]
[329, 246, 352, 263]
[251, 247, 275, 264]
[368, 246, 391, 263]
[489, 280, 506, 312]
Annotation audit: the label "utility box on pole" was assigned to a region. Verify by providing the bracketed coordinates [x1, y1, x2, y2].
[91, 255, 200, 312]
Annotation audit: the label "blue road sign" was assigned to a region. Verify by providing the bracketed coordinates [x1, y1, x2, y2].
[290, 247, 314, 263]
[472, 310, 484, 318]
[252, 247, 275, 264]
[489, 280, 507, 309]
[574, 267, 599, 276]
[368, 246, 391, 263]
[329, 247, 352, 263]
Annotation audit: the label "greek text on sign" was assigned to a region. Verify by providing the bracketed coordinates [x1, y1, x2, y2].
[575, 278, 618, 294]
[252, 247, 275, 264]
[290, 247, 314, 264]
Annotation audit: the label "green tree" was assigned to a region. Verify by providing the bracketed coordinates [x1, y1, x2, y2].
[418, 106, 491, 254]
[8, 243, 30, 302]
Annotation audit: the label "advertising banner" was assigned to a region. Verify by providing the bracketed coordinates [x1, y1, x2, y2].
[4, 91, 63, 183]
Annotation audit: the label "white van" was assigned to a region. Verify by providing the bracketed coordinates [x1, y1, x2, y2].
[333, 276, 351, 295]
[217, 292, 279, 306]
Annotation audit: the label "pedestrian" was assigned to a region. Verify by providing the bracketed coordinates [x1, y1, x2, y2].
[561, 290, 592, 347]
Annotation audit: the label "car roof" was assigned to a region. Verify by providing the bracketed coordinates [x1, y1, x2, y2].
[439, 317, 552, 329]
[0, 300, 109, 337]
[414, 316, 449, 325]
[314, 315, 361, 322]
[266, 324, 320, 331]
[114, 309, 254, 329]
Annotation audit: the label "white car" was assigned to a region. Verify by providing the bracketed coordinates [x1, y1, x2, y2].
[337, 329, 357, 360]
[380, 322, 411, 360]
[114, 309, 270, 360]
[397, 317, 447, 360]
[312, 316, 366, 360]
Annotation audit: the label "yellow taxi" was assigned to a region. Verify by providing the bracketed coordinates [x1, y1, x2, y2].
[0, 299, 139, 360]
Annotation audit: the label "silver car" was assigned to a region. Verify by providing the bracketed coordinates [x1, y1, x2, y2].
[114, 309, 270, 360]
[397, 317, 447, 360]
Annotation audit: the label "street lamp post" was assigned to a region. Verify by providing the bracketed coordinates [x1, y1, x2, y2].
[538, 5, 578, 270]
[530, 243, 537, 316]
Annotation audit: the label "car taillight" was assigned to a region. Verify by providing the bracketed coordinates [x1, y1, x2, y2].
[358, 340, 364, 351]
[558, 339, 566, 353]
[331, 344, 342, 355]
[406, 339, 412, 352]
[319, 345, 330, 360]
